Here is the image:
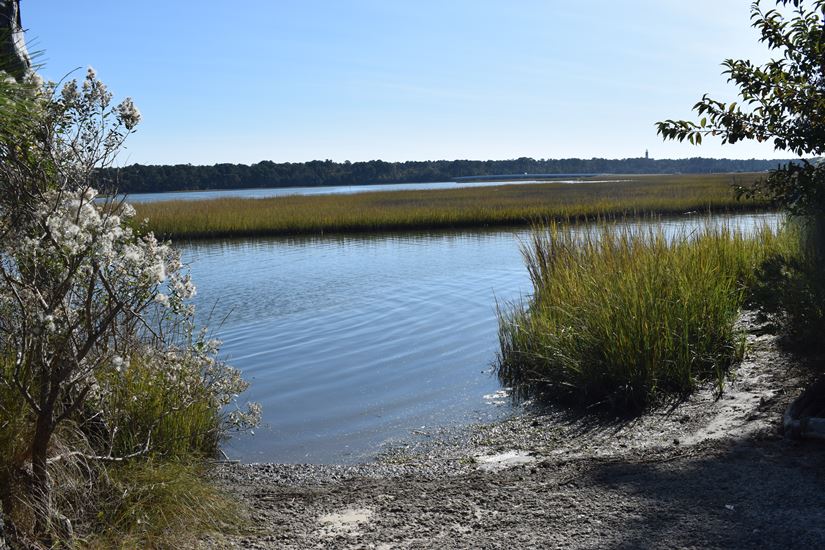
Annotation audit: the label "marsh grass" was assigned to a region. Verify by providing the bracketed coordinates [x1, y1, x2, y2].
[497, 219, 784, 412]
[94, 356, 222, 459]
[135, 173, 771, 239]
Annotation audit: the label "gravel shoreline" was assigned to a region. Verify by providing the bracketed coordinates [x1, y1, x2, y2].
[204, 313, 825, 549]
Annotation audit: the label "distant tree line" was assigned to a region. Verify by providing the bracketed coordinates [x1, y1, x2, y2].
[96, 157, 799, 194]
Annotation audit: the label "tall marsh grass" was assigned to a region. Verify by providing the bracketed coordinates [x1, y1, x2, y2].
[135, 174, 770, 239]
[497, 220, 785, 412]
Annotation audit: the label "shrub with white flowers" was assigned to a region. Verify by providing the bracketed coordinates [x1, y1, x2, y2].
[0, 69, 259, 536]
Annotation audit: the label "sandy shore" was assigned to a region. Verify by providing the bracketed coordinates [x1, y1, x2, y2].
[204, 313, 825, 549]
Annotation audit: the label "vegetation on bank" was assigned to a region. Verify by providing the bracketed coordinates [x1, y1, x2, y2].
[0, 58, 258, 548]
[496, 221, 788, 411]
[752, 218, 825, 351]
[135, 173, 772, 239]
[656, 0, 825, 393]
[0, 354, 246, 547]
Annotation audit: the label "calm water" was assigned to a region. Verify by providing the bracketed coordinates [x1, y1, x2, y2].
[181, 213, 780, 464]
[119, 178, 624, 203]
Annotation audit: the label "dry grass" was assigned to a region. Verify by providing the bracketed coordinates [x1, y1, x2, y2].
[83, 460, 244, 549]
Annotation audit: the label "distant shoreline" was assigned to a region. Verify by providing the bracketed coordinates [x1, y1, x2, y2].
[99, 157, 797, 195]
[103, 171, 765, 201]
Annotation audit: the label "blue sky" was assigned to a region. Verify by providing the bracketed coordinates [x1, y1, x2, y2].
[23, 1, 785, 165]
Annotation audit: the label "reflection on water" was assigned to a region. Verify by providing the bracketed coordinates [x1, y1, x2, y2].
[120, 178, 625, 203]
[180, 213, 781, 464]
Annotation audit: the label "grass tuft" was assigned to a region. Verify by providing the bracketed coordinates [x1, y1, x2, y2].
[750, 217, 825, 350]
[83, 460, 243, 549]
[496, 219, 784, 412]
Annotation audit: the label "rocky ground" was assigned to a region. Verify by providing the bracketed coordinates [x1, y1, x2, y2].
[204, 313, 825, 549]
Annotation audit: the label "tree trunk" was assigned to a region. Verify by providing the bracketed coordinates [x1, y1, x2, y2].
[0, 0, 30, 80]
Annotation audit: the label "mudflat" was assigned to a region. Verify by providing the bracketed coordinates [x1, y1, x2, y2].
[206, 313, 825, 549]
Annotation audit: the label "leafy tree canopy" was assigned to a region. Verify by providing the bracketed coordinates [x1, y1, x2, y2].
[657, 0, 825, 214]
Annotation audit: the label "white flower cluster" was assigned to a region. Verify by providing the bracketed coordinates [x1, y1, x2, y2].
[44, 67, 142, 175]
[0, 70, 43, 90]
[116, 97, 141, 130]
[81, 67, 112, 110]
[42, 187, 121, 258]
[0, 70, 16, 85]
[28, 188, 177, 298]
[9, 186, 201, 378]
[60, 79, 79, 104]
[227, 401, 263, 431]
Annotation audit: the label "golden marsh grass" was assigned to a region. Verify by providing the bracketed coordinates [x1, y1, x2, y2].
[134, 173, 771, 239]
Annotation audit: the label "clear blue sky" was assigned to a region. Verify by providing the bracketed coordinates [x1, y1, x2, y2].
[23, 1, 785, 166]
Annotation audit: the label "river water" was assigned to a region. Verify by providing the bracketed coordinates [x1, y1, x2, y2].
[179, 213, 780, 464]
[119, 178, 624, 203]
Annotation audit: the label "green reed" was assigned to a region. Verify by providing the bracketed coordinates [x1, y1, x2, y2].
[497, 219, 784, 412]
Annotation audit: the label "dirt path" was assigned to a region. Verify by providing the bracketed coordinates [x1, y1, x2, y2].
[206, 314, 825, 549]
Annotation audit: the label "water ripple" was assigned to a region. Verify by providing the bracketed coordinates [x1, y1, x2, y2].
[182, 214, 780, 463]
